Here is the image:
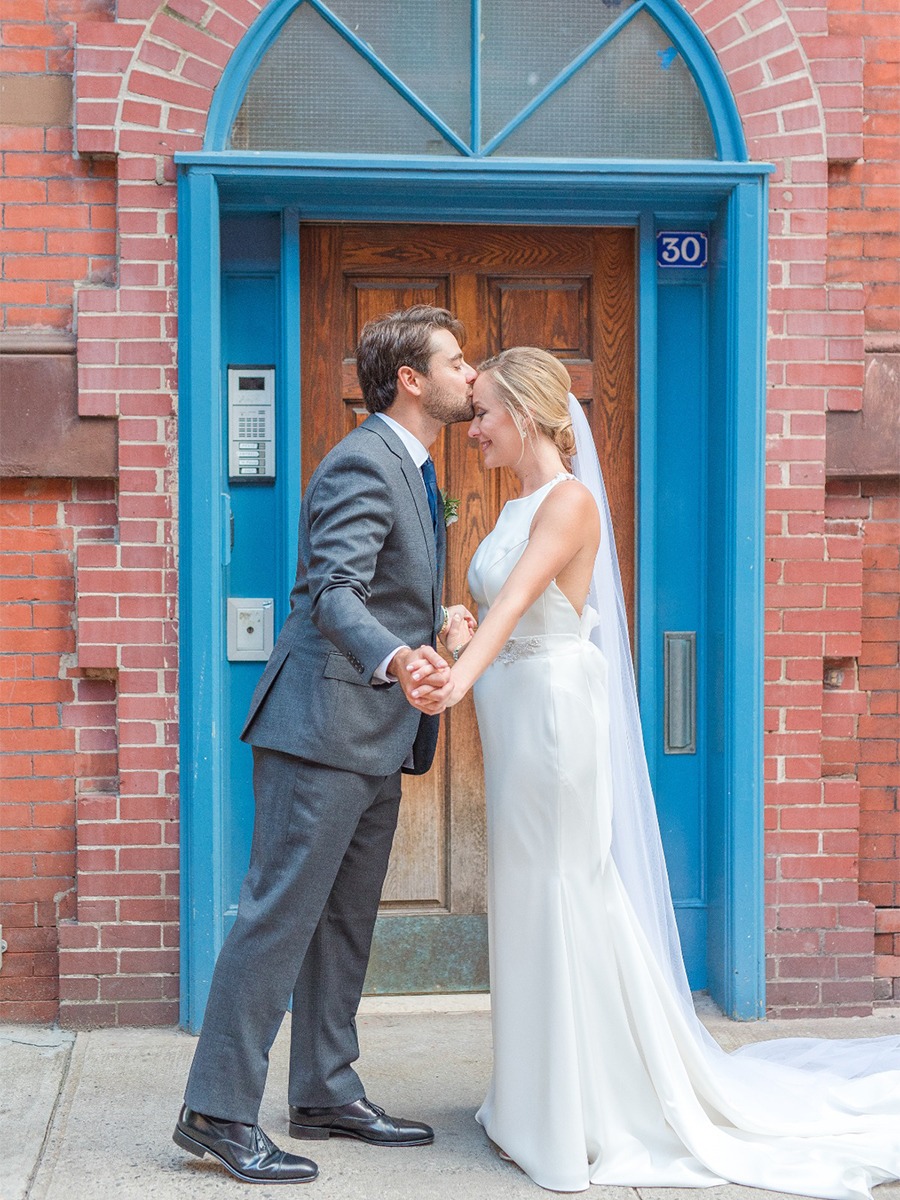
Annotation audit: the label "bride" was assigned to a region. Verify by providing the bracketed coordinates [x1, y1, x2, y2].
[406, 347, 900, 1197]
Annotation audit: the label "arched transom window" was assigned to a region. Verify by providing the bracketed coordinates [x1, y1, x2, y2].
[231, 0, 718, 159]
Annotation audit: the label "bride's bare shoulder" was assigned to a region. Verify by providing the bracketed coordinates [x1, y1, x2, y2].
[532, 477, 600, 534]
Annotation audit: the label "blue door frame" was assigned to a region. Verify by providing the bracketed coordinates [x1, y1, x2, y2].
[176, 0, 771, 1032]
[176, 156, 770, 1032]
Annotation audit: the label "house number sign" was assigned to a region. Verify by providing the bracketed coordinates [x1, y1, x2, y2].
[656, 231, 708, 268]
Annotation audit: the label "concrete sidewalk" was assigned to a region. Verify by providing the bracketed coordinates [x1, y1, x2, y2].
[3, 998, 900, 1200]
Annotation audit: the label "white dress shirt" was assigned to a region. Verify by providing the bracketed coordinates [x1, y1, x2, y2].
[374, 411, 429, 472]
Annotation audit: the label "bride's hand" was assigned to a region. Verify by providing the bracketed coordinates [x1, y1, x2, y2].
[405, 643, 470, 713]
[407, 667, 466, 714]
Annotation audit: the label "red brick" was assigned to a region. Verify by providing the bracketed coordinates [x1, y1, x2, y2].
[59, 976, 100, 1002]
[118, 948, 178, 974]
[765, 981, 821, 1007]
[59, 1002, 118, 1029]
[118, 898, 178, 923]
[821, 980, 874, 1004]
[57, 950, 118, 976]
[99, 975, 166, 1001]
[57, 924, 99, 950]
[114, 999, 178, 1026]
[0, 975, 58, 1002]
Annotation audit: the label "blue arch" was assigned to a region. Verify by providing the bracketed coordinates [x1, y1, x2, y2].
[204, 0, 747, 161]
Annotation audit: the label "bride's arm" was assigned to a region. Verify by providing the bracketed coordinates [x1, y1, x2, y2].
[409, 481, 599, 711]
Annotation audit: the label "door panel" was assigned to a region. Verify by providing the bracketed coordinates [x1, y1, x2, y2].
[653, 277, 708, 988]
[222, 269, 280, 937]
[300, 223, 635, 988]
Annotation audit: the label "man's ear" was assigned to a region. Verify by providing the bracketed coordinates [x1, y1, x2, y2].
[397, 364, 423, 397]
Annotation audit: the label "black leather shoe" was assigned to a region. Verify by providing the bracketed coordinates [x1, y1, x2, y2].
[174, 1106, 318, 1183]
[288, 1097, 433, 1146]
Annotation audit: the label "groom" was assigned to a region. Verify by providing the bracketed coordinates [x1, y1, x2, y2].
[175, 306, 476, 1184]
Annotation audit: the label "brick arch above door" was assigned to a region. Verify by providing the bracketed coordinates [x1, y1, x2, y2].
[73, 0, 857, 165]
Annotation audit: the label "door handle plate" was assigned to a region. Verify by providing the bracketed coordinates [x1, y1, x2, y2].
[664, 631, 696, 755]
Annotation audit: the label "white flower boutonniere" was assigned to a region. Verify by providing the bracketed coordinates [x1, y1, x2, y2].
[441, 490, 460, 527]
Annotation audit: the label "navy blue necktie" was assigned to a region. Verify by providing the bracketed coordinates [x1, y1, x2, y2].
[421, 456, 440, 539]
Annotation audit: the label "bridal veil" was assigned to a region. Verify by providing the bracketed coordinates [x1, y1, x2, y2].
[567, 391, 900, 1088]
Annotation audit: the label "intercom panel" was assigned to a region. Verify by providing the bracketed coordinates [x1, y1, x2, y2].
[228, 366, 276, 482]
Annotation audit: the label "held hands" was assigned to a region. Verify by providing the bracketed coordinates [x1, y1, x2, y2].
[388, 645, 450, 711]
[390, 607, 477, 715]
[406, 654, 462, 714]
[406, 609, 475, 714]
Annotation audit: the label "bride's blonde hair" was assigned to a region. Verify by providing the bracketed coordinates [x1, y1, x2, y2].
[478, 347, 577, 462]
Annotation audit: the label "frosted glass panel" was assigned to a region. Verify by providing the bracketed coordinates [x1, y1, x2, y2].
[229, 1, 718, 160]
[325, 0, 470, 140]
[231, 3, 460, 155]
[497, 11, 716, 158]
[481, 0, 639, 144]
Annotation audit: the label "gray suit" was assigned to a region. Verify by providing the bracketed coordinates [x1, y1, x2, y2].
[184, 416, 446, 1124]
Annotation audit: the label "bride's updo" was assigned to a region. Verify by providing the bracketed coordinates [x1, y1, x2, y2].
[478, 347, 577, 462]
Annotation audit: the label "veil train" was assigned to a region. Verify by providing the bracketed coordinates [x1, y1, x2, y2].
[567, 391, 900, 1086]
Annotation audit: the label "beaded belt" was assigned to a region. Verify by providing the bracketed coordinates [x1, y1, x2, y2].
[495, 634, 582, 664]
[496, 636, 543, 664]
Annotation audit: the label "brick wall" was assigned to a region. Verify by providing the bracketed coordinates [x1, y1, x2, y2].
[0, 478, 117, 1021]
[1, 0, 116, 333]
[820, 0, 900, 1008]
[683, 0, 894, 1017]
[1, 0, 180, 1025]
[858, 482, 900, 1000]
[826, 0, 899, 352]
[0, 0, 897, 1024]
[820, 479, 900, 1005]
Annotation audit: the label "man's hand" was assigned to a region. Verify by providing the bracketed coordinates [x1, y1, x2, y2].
[439, 604, 477, 648]
[442, 609, 474, 662]
[388, 645, 451, 711]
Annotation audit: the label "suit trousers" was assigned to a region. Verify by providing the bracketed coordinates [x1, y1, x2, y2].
[184, 746, 402, 1125]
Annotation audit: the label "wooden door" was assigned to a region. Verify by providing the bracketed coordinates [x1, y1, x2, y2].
[300, 224, 635, 990]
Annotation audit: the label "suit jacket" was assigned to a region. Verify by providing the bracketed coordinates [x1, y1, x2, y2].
[241, 415, 446, 776]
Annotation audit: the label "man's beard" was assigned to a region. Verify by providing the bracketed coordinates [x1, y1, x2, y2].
[421, 378, 474, 425]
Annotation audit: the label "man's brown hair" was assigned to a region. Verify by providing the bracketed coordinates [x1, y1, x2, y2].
[356, 305, 465, 415]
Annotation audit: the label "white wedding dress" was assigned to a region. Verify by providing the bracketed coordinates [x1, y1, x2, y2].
[468, 473, 900, 1197]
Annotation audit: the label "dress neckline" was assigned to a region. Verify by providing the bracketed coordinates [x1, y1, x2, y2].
[507, 472, 574, 503]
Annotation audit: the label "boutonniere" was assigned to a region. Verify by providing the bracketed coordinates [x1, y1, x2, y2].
[441, 490, 459, 527]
